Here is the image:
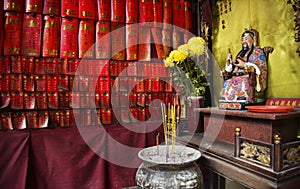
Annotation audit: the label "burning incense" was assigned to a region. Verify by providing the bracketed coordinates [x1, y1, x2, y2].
[161, 102, 169, 162]
[156, 133, 159, 155]
[171, 104, 176, 154]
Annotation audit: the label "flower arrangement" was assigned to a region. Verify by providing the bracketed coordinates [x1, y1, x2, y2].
[164, 36, 209, 96]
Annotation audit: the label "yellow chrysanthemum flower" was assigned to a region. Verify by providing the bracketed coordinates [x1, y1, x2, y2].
[163, 36, 208, 96]
[187, 36, 205, 46]
[164, 57, 175, 67]
[189, 43, 205, 57]
[172, 50, 188, 62]
[187, 37, 198, 46]
[178, 44, 189, 56]
[196, 37, 206, 44]
[186, 36, 205, 56]
[168, 50, 176, 59]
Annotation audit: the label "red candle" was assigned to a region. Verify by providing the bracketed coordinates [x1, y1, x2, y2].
[21, 14, 42, 57]
[42, 15, 60, 57]
[138, 27, 151, 61]
[111, 0, 125, 22]
[23, 74, 35, 92]
[145, 93, 151, 106]
[111, 22, 125, 60]
[95, 21, 111, 59]
[45, 58, 58, 74]
[151, 28, 166, 59]
[139, 0, 153, 24]
[48, 92, 59, 109]
[99, 60, 110, 77]
[35, 92, 48, 109]
[24, 92, 35, 109]
[101, 108, 112, 125]
[57, 58, 69, 74]
[129, 92, 137, 107]
[0, 56, 11, 74]
[68, 59, 80, 75]
[163, 0, 172, 28]
[59, 92, 70, 108]
[1, 112, 13, 130]
[43, 0, 60, 15]
[184, 1, 192, 31]
[126, 24, 139, 60]
[61, 0, 78, 17]
[97, 0, 111, 21]
[4, 12, 22, 55]
[79, 0, 96, 19]
[125, 0, 138, 23]
[11, 73, 22, 91]
[126, 61, 138, 76]
[69, 91, 80, 108]
[100, 92, 110, 108]
[34, 58, 45, 74]
[60, 18, 78, 58]
[58, 74, 69, 91]
[24, 92, 35, 110]
[172, 0, 185, 28]
[35, 74, 47, 91]
[78, 19, 95, 58]
[60, 110, 70, 127]
[12, 112, 26, 130]
[25, 0, 43, 13]
[37, 111, 48, 128]
[4, 0, 24, 12]
[46, 74, 58, 92]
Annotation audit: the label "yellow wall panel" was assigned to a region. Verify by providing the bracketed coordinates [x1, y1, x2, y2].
[211, 0, 300, 101]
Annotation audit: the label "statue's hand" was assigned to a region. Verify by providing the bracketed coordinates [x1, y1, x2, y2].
[235, 57, 246, 68]
[226, 54, 232, 66]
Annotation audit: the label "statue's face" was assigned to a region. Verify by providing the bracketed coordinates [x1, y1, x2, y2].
[241, 33, 254, 50]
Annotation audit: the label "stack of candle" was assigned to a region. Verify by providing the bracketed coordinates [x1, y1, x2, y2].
[160, 99, 180, 162]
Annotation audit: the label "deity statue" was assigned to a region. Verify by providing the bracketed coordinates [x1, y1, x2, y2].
[219, 28, 273, 110]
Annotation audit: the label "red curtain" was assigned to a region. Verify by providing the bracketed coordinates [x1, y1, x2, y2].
[0, 131, 29, 189]
[0, 123, 165, 189]
[27, 127, 108, 189]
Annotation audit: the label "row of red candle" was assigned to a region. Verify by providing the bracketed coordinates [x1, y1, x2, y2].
[1, 0, 192, 30]
[0, 105, 164, 130]
[0, 56, 170, 77]
[0, 108, 110, 130]
[0, 11, 191, 59]
[0, 73, 174, 93]
[0, 90, 176, 110]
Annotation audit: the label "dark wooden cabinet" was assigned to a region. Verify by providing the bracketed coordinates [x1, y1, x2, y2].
[178, 108, 300, 189]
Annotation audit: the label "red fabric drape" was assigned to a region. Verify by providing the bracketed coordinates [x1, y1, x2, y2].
[28, 127, 108, 189]
[0, 123, 165, 189]
[0, 131, 29, 189]
[106, 124, 145, 189]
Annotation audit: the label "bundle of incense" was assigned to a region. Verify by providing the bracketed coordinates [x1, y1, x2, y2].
[161, 102, 168, 162]
[176, 104, 180, 135]
[171, 104, 176, 154]
[156, 133, 160, 155]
